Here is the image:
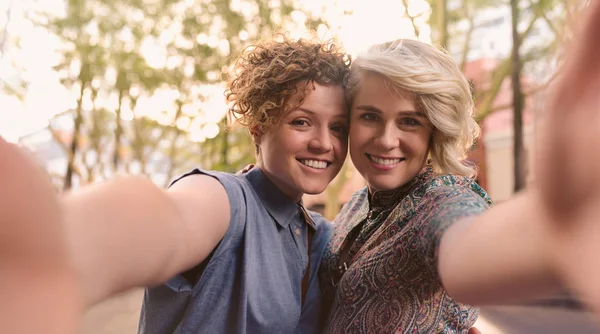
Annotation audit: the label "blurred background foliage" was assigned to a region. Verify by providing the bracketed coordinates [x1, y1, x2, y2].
[0, 0, 585, 210]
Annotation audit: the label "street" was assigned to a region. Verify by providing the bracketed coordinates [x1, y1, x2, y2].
[79, 291, 600, 333]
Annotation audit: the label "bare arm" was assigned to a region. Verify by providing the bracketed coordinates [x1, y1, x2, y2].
[437, 191, 561, 305]
[0, 138, 80, 334]
[439, 0, 600, 314]
[64, 173, 230, 307]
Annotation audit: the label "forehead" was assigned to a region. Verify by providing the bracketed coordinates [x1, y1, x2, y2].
[287, 82, 348, 118]
[352, 73, 416, 110]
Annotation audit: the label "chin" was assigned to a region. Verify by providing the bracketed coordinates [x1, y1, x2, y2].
[367, 178, 405, 192]
[301, 183, 329, 195]
[303, 188, 327, 195]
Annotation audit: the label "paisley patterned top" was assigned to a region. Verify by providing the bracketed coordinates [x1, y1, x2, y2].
[319, 167, 493, 333]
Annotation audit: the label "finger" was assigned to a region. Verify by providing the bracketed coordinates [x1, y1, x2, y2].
[537, 1, 600, 218]
[0, 138, 81, 332]
[468, 327, 482, 334]
[550, 1, 600, 110]
[235, 163, 255, 175]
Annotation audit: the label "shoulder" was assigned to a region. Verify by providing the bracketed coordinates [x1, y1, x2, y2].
[417, 173, 493, 210]
[168, 168, 253, 243]
[417, 175, 492, 274]
[166, 169, 254, 273]
[329, 187, 369, 238]
[338, 186, 369, 216]
[170, 168, 247, 190]
[170, 168, 252, 206]
[415, 174, 492, 244]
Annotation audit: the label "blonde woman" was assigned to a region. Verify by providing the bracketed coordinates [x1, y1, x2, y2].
[320, 12, 600, 332]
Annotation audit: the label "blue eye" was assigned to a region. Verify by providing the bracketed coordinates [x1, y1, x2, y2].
[399, 118, 421, 126]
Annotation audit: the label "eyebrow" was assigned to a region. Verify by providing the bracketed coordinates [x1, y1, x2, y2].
[355, 105, 426, 118]
[293, 107, 347, 119]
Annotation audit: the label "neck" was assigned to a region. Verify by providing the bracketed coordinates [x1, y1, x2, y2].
[255, 164, 304, 203]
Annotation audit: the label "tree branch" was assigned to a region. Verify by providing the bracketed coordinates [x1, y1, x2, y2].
[402, 0, 421, 37]
[460, 16, 475, 71]
[475, 12, 544, 122]
[485, 69, 559, 114]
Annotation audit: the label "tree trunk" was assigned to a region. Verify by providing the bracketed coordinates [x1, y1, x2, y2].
[63, 82, 86, 190]
[113, 89, 125, 172]
[220, 120, 229, 168]
[436, 0, 448, 48]
[510, 0, 526, 192]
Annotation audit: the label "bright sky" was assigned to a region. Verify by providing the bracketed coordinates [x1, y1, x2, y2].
[0, 0, 430, 143]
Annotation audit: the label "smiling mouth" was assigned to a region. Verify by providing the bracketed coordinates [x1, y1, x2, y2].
[297, 159, 331, 169]
[366, 154, 405, 165]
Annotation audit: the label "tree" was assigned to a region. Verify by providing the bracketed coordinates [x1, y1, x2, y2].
[435, 0, 448, 48]
[0, 0, 27, 99]
[175, 0, 329, 173]
[34, 0, 329, 190]
[510, 0, 525, 191]
[423, 0, 581, 195]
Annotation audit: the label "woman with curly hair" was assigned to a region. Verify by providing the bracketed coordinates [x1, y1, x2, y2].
[319, 10, 600, 331]
[0, 37, 350, 334]
[135, 38, 354, 333]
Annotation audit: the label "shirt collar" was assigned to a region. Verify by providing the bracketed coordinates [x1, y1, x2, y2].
[244, 167, 300, 229]
[368, 166, 434, 214]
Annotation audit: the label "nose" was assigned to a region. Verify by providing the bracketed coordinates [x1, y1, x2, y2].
[374, 123, 400, 150]
[308, 128, 333, 153]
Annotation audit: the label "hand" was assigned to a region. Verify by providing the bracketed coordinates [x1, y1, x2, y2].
[0, 138, 80, 333]
[468, 327, 482, 334]
[537, 2, 600, 222]
[535, 0, 600, 318]
[235, 163, 255, 175]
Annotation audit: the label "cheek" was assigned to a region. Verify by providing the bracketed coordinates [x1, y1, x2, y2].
[349, 141, 365, 171]
[272, 133, 298, 154]
[349, 121, 361, 138]
[420, 133, 432, 155]
[407, 132, 431, 156]
[349, 129, 370, 161]
[334, 133, 349, 151]
[349, 124, 369, 149]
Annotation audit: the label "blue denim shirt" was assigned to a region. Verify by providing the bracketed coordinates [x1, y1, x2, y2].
[138, 167, 333, 333]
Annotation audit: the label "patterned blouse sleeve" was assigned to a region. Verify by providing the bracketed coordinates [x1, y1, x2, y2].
[423, 184, 491, 281]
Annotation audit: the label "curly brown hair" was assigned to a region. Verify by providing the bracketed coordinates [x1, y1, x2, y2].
[225, 36, 351, 137]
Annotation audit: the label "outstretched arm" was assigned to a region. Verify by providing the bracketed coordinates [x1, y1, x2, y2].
[64, 171, 230, 306]
[0, 137, 231, 309]
[438, 0, 600, 313]
[437, 191, 560, 305]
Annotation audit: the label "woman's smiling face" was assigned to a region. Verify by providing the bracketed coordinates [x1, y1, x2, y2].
[256, 82, 349, 201]
[349, 73, 432, 191]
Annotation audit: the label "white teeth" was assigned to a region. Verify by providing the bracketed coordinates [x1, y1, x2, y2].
[369, 155, 401, 165]
[299, 159, 328, 169]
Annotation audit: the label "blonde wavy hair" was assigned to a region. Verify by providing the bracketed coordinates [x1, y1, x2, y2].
[347, 39, 480, 177]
